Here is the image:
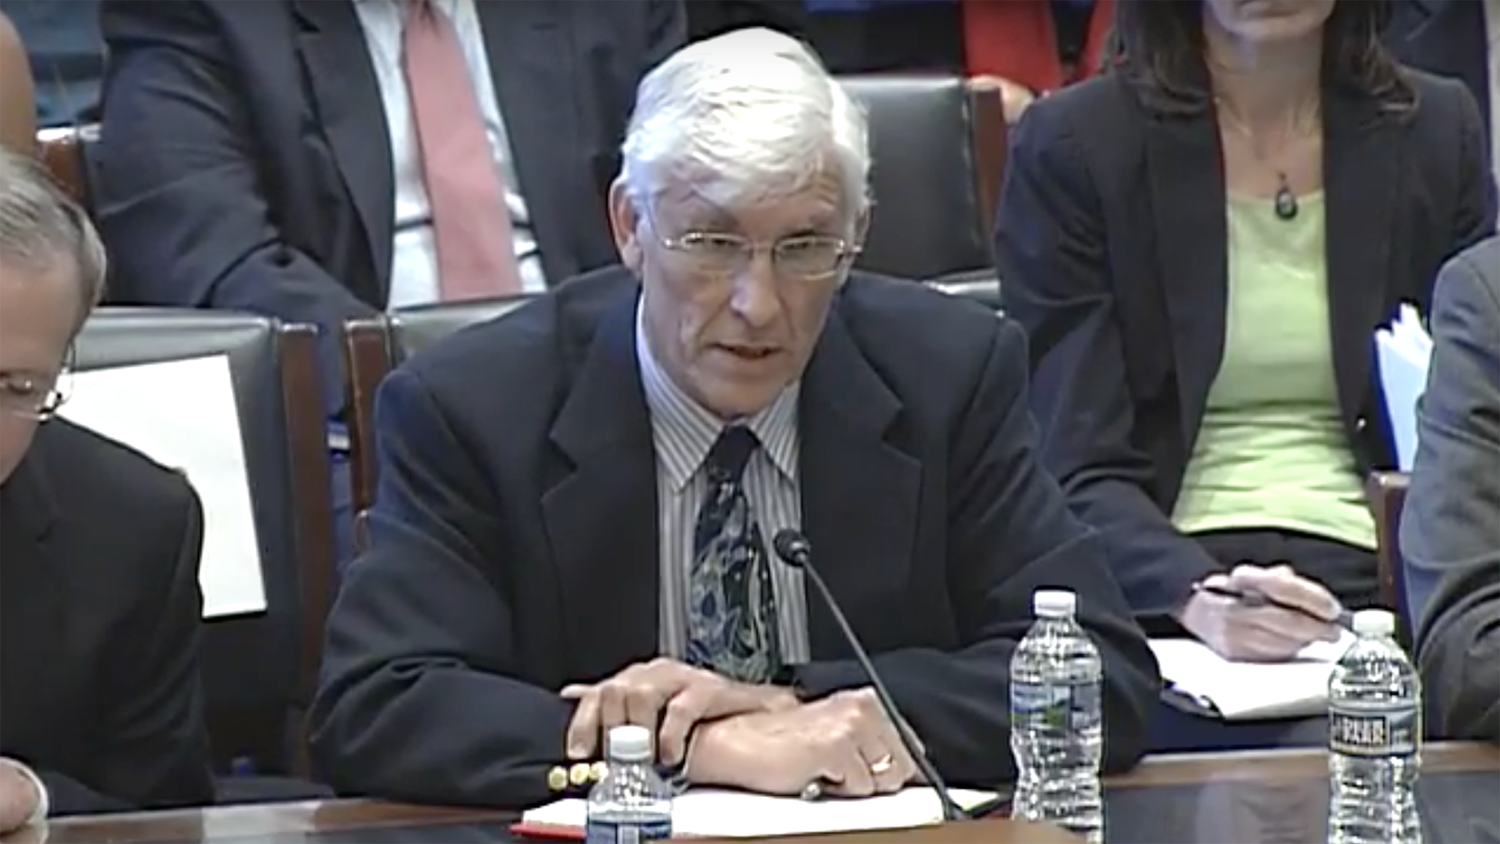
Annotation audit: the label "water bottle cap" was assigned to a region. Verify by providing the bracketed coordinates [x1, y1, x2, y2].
[606, 725, 653, 762]
[1351, 609, 1395, 637]
[1033, 589, 1077, 617]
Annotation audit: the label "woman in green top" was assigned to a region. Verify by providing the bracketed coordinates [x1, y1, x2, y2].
[996, 0, 1495, 664]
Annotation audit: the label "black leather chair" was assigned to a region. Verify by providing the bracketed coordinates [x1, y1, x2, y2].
[343, 295, 539, 514]
[1367, 470, 1413, 644]
[928, 268, 1003, 312]
[72, 308, 336, 799]
[36, 124, 100, 211]
[837, 76, 1006, 290]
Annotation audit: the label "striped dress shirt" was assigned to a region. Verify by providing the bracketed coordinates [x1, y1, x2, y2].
[634, 300, 811, 665]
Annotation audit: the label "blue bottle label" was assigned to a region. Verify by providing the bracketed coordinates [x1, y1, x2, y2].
[584, 819, 673, 843]
[1328, 703, 1419, 757]
[1011, 680, 1101, 732]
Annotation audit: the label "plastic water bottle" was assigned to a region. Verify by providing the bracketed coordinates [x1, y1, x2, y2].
[585, 725, 673, 843]
[1010, 589, 1104, 843]
[1328, 609, 1422, 844]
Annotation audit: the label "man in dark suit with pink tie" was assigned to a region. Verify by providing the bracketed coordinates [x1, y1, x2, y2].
[95, 0, 686, 408]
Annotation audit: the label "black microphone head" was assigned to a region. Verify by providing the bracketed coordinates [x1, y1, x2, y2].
[772, 529, 811, 568]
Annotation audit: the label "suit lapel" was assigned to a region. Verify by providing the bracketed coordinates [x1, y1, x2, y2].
[797, 309, 920, 659]
[0, 442, 65, 753]
[475, 1, 581, 286]
[292, 0, 396, 294]
[1323, 89, 1401, 434]
[1144, 108, 1227, 447]
[543, 285, 659, 682]
[1387, 0, 1490, 124]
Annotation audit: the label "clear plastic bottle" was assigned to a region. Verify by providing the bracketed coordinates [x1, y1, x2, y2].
[1327, 609, 1423, 844]
[584, 725, 673, 843]
[1009, 589, 1105, 843]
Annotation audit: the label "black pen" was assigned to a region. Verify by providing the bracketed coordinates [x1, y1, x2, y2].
[1193, 582, 1354, 630]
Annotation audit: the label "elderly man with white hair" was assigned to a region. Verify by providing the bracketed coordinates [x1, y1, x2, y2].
[309, 28, 1159, 808]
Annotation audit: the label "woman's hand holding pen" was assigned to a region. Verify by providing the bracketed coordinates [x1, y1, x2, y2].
[1178, 564, 1345, 662]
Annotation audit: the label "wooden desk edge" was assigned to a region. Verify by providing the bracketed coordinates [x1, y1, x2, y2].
[20, 743, 1497, 843]
[1106, 741, 1500, 788]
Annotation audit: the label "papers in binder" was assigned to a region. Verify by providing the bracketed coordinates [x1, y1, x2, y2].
[1151, 630, 1356, 721]
[1374, 303, 1433, 471]
[518, 787, 998, 839]
[59, 355, 268, 619]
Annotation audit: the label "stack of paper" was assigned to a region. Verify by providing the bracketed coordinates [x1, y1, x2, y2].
[58, 355, 268, 619]
[517, 787, 998, 839]
[1150, 630, 1356, 720]
[1374, 303, 1434, 471]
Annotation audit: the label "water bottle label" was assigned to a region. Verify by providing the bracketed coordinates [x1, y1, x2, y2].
[584, 819, 673, 843]
[1011, 679, 1102, 732]
[1328, 704, 1419, 757]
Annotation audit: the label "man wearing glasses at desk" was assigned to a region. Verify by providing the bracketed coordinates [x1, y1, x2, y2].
[310, 28, 1159, 809]
[0, 150, 213, 831]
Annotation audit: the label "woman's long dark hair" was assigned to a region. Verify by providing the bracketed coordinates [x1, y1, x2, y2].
[1111, 0, 1416, 116]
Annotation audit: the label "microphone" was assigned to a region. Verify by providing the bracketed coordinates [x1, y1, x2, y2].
[772, 529, 967, 822]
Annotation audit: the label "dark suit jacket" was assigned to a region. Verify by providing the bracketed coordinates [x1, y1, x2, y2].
[684, 0, 809, 40]
[307, 266, 1160, 808]
[996, 70, 1497, 626]
[95, 0, 685, 411]
[1401, 236, 1500, 743]
[1387, 0, 1492, 133]
[0, 419, 214, 815]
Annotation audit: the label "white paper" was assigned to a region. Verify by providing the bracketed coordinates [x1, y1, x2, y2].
[522, 786, 998, 838]
[59, 355, 268, 619]
[1374, 303, 1433, 472]
[1151, 630, 1356, 720]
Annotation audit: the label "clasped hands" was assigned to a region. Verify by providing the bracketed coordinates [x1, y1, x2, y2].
[561, 658, 919, 797]
[1179, 564, 1345, 662]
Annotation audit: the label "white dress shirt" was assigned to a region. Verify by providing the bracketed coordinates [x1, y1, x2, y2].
[353, 0, 547, 308]
[634, 299, 812, 665]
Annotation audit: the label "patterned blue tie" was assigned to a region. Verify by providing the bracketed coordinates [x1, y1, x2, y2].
[686, 425, 783, 683]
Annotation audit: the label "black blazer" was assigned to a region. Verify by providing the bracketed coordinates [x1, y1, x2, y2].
[95, 0, 685, 410]
[996, 70, 1496, 625]
[1387, 0, 1492, 132]
[307, 266, 1159, 807]
[0, 420, 214, 815]
[685, 0, 810, 40]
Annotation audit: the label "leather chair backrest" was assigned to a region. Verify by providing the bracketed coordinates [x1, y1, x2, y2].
[35, 124, 99, 210]
[838, 76, 996, 281]
[927, 269, 1003, 313]
[344, 295, 538, 514]
[387, 295, 537, 361]
[72, 308, 333, 775]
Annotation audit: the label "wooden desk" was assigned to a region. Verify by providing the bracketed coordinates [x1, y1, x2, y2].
[1109, 739, 1499, 787]
[10, 743, 1496, 844]
[9, 803, 1074, 844]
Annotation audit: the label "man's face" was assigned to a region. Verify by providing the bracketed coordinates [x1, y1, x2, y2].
[0, 259, 77, 486]
[610, 173, 864, 420]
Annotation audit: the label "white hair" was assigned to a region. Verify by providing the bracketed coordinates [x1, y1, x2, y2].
[620, 28, 870, 223]
[0, 149, 106, 333]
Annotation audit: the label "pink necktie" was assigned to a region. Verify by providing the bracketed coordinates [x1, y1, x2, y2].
[402, 0, 523, 300]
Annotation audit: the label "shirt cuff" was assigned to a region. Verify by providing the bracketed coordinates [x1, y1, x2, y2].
[0, 759, 48, 826]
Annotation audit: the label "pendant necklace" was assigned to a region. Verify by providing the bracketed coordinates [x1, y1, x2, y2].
[1217, 99, 1313, 222]
[1273, 172, 1299, 221]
